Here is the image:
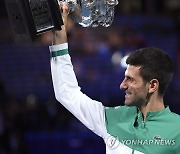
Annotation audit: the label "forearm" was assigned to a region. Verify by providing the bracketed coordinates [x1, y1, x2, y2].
[52, 2, 68, 45]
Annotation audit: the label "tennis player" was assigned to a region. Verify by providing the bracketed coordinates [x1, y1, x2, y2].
[49, 3, 180, 153]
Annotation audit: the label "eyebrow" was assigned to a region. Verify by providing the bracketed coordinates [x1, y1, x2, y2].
[126, 75, 134, 80]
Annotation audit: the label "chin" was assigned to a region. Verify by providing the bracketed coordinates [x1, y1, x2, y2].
[124, 100, 135, 106]
[124, 101, 132, 106]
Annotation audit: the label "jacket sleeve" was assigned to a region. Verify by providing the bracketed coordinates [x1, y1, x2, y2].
[49, 43, 107, 139]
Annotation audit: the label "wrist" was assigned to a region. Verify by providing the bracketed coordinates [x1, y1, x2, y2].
[52, 26, 67, 45]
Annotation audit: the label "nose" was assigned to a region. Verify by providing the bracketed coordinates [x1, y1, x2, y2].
[120, 79, 127, 90]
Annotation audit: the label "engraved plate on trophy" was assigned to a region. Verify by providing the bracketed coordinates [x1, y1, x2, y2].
[4, 0, 63, 42]
[29, 0, 54, 33]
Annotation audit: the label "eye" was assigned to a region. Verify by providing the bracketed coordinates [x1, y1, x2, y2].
[126, 76, 134, 82]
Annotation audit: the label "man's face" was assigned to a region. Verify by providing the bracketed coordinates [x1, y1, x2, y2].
[120, 65, 150, 107]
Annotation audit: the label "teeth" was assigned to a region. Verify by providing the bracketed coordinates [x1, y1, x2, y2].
[125, 92, 131, 97]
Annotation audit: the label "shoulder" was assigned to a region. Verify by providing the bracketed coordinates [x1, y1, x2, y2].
[168, 111, 180, 123]
[169, 113, 180, 145]
[171, 112, 180, 118]
[105, 106, 137, 124]
[105, 106, 138, 137]
[164, 111, 180, 134]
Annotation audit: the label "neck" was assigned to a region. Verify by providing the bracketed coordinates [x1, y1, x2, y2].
[138, 96, 165, 120]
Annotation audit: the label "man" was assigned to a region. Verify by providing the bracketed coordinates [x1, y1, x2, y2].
[49, 3, 180, 154]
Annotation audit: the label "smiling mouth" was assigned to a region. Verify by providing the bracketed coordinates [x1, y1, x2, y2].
[125, 92, 131, 98]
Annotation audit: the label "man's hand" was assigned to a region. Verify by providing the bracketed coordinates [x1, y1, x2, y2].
[52, 2, 69, 45]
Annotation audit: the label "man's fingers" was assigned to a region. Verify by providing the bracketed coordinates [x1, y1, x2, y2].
[60, 2, 69, 16]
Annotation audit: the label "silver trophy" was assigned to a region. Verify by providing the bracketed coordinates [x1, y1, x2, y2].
[4, 0, 118, 42]
[62, 0, 118, 27]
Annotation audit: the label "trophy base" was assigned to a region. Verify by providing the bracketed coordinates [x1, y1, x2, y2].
[4, 0, 63, 42]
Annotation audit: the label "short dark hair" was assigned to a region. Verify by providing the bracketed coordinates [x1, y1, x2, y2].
[126, 47, 173, 96]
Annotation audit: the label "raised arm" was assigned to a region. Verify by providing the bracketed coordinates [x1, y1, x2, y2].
[49, 3, 107, 139]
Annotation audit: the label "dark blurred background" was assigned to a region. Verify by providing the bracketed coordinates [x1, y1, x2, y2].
[0, 0, 180, 153]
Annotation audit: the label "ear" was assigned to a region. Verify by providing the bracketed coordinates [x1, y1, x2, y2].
[148, 79, 159, 93]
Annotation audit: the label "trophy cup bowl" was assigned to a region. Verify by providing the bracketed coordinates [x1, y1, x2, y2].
[62, 0, 118, 27]
[4, 0, 118, 42]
